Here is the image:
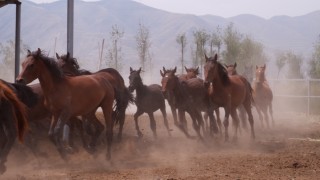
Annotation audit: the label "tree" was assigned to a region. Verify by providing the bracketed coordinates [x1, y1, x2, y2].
[285, 51, 304, 79]
[106, 24, 124, 72]
[275, 51, 287, 78]
[308, 37, 320, 79]
[222, 23, 242, 65]
[135, 22, 152, 74]
[193, 29, 209, 74]
[176, 32, 187, 74]
[0, 40, 29, 80]
[209, 26, 222, 56]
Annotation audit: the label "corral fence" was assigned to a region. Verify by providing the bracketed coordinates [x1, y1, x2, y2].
[268, 79, 320, 116]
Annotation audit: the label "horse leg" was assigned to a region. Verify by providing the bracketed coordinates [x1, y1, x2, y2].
[206, 107, 218, 136]
[170, 105, 179, 127]
[269, 102, 274, 126]
[239, 105, 248, 130]
[160, 106, 171, 137]
[101, 99, 114, 161]
[53, 112, 71, 160]
[71, 116, 89, 152]
[230, 108, 240, 141]
[255, 105, 264, 128]
[86, 114, 104, 150]
[243, 101, 255, 140]
[0, 123, 8, 174]
[134, 109, 144, 138]
[215, 108, 222, 135]
[203, 112, 209, 134]
[147, 112, 157, 139]
[223, 107, 231, 142]
[262, 106, 270, 128]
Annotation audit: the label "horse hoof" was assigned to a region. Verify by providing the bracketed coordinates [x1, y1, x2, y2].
[64, 146, 76, 154]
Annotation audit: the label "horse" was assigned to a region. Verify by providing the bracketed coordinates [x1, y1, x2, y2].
[128, 67, 171, 138]
[179, 66, 199, 81]
[16, 48, 117, 160]
[160, 67, 217, 140]
[56, 52, 134, 141]
[252, 64, 274, 127]
[204, 54, 255, 141]
[224, 62, 249, 130]
[0, 81, 28, 174]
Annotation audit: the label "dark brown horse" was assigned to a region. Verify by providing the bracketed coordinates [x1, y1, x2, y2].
[56, 52, 134, 141]
[0, 81, 28, 174]
[160, 67, 217, 140]
[253, 64, 274, 127]
[204, 54, 255, 141]
[16, 48, 117, 160]
[179, 66, 199, 81]
[128, 67, 171, 138]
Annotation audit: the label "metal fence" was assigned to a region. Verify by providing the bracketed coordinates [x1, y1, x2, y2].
[268, 79, 320, 116]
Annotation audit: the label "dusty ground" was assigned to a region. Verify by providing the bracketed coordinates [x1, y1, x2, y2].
[2, 111, 320, 180]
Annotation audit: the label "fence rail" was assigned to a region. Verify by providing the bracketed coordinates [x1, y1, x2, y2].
[268, 78, 320, 116]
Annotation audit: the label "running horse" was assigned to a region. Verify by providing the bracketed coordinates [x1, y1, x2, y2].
[56, 52, 134, 141]
[0, 81, 28, 174]
[160, 67, 218, 140]
[253, 64, 274, 127]
[204, 54, 255, 141]
[16, 48, 117, 160]
[128, 67, 171, 138]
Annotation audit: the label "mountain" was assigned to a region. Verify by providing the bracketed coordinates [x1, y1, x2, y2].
[0, 0, 319, 82]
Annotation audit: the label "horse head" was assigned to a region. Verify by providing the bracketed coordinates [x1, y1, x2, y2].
[16, 48, 42, 84]
[56, 52, 80, 75]
[225, 62, 237, 76]
[203, 53, 218, 85]
[185, 66, 199, 79]
[255, 64, 266, 83]
[160, 66, 177, 94]
[128, 67, 142, 93]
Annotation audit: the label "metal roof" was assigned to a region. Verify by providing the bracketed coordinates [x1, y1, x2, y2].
[0, 0, 21, 8]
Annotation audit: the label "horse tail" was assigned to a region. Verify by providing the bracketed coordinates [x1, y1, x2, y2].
[112, 87, 134, 125]
[1, 84, 29, 142]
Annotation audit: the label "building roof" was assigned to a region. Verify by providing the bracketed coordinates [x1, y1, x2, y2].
[0, 0, 21, 8]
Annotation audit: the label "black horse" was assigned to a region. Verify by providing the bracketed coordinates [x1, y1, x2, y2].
[128, 67, 171, 138]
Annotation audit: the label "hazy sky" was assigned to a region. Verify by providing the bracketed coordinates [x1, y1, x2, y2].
[29, 0, 320, 19]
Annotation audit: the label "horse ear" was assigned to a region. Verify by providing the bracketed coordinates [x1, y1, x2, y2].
[234, 62, 237, 67]
[213, 54, 218, 61]
[130, 67, 133, 72]
[184, 66, 188, 72]
[138, 67, 142, 73]
[195, 66, 199, 74]
[67, 52, 70, 59]
[160, 70, 164, 77]
[173, 67, 177, 74]
[163, 66, 167, 73]
[56, 53, 60, 59]
[36, 48, 41, 56]
[204, 53, 209, 62]
[27, 49, 31, 55]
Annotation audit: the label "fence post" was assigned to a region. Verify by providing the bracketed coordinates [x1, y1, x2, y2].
[307, 78, 310, 117]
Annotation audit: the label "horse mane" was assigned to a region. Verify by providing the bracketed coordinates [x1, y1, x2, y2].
[30, 50, 64, 82]
[0, 79, 38, 108]
[216, 61, 230, 86]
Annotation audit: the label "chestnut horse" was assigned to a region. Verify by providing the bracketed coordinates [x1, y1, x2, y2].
[128, 67, 171, 138]
[160, 67, 217, 140]
[0, 81, 28, 174]
[204, 54, 255, 141]
[253, 64, 274, 127]
[16, 48, 116, 160]
[56, 52, 134, 141]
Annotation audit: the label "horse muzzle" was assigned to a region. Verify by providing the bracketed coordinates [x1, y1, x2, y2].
[16, 78, 26, 85]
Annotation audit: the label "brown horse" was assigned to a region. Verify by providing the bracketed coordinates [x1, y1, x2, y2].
[160, 67, 217, 140]
[56, 52, 134, 141]
[128, 67, 171, 138]
[0, 81, 28, 174]
[204, 54, 255, 141]
[253, 64, 274, 127]
[179, 66, 199, 81]
[16, 48, 116, 160]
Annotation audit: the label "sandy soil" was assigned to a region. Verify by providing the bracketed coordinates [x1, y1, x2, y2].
[2, 111, 320, 180]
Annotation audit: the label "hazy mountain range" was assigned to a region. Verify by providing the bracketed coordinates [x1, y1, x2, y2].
[1, 0, 319, 81]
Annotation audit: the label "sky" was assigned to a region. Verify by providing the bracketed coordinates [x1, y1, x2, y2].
[28, 0, 320, 19]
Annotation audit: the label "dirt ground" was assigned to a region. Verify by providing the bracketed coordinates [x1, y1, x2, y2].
[2, 111, 320, 180]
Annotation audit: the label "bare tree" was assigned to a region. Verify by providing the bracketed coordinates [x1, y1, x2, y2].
[176, 32, 187, 74]
[308, 36, 320, 79]
[106, 24, 124, 72]
[285, 51, 304, 79]
[209, 26, 222, 56]
[193, 29, 209, 74]
[135, 22, 152, 74]
[275, 51, 287, 78]
[222, 23, 242, 65]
